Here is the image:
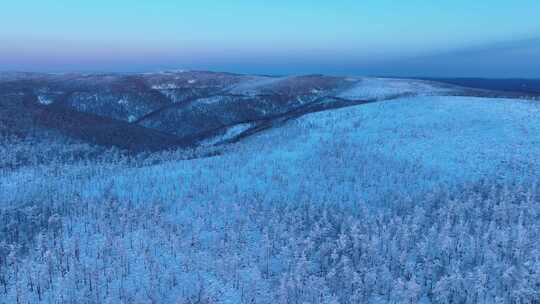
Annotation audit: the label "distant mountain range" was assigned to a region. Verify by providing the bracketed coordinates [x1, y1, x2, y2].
[1, 71, 538, 151]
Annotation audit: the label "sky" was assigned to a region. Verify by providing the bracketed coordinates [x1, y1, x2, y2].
[1, 0, 539, 77]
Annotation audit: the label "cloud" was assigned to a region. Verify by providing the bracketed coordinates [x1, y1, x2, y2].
[372, 37, 540, 78]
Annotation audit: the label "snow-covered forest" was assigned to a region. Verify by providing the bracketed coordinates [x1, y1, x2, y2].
[1, 90, 540, 303]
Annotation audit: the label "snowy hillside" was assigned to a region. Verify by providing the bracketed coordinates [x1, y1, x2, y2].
[337, 77, 452, 100]
[3, 71, 523, 151]
[72, 95, 539, 206]
[249, 96, 540, 187]
[1, 73, 539, 304]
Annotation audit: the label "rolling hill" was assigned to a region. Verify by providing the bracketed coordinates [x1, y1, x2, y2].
[1, 71, 539, 304]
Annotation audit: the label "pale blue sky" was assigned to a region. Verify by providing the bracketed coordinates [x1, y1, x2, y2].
[1, 1, 539, 76]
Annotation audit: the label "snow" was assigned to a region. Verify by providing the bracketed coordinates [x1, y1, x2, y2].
[228, 76, 451, 100]
[187, 79, 197, 84]
[200, 123, 253, 146]
[0, 169, 37, 207]
[148, 69, 188, 75]
[151, 83, 179, 90]
[239, 95, 540, 202]
[228, 76, 286, 95]
[37, 95, 53, 105]
[28, 95, 533, 208]
[3, 91, 540, 303]
[197, 95, 227, 105]
[337, 77, 452, 100]
[7, 94, 539, 208]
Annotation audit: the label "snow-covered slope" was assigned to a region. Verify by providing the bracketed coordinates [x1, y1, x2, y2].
[3, 83, 540, 304]
[3, 71, 489, 151]
[7, 95, 537, 208]
[337, 77, 452, 100]
[4, 70, 538, 207]
[270, 95, 540, 171]
[243, 95, 537, 202]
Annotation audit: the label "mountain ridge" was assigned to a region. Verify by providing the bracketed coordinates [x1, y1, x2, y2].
[1, 71, 537, 152]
